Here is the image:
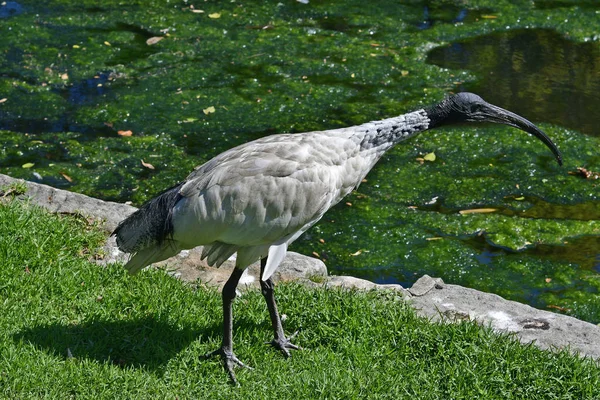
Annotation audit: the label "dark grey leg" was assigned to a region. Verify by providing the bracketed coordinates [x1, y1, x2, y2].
[202, 266, 252, 384]
[260, 257, 300, 357]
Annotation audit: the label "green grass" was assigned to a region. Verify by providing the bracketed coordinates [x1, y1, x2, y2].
[1, 199, 599, 399]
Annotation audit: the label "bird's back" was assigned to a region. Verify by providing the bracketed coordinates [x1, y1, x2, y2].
[171, 130, 367, 250]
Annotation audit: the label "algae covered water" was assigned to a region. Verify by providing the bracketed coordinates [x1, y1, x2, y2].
[1, 0, 600, 322]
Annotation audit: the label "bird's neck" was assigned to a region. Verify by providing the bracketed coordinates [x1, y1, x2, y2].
[355, 109, 431, 156]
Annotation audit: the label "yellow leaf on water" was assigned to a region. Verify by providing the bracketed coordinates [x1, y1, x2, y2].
[423, 152, 436, 162]
[104, 41, 111, 46]
[203, 106, 216, 115]
[141, 160, 155, 170]
[208, 13, 221, 19]
[459, 208, 498, 215]
[22, 163, 34, 169]
[60, 172, 73, 182]
[146, 36, 163, 45]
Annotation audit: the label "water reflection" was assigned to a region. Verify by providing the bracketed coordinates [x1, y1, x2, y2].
[533, 0, 600, 10]
[427, 28, 600, 136]
[404, 2, 493, 31]
[0, 1, 24, 18]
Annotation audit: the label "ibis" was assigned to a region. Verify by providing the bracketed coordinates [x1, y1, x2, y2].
[113, 92, 562, 383]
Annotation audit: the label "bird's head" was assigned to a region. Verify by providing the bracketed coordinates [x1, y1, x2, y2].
[427, 92, 563, 166]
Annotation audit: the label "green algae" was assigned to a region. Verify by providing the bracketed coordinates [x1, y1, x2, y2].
[1, 0, 600, 322]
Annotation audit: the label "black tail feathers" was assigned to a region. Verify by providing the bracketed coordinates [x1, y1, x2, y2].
[113, 182, 184, 253]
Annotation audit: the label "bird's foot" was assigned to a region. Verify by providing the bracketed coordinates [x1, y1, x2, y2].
[268, 330, 301, 358]
[201, 347, 253, 385]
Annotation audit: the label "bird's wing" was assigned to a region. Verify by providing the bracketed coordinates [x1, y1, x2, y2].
[171, 132, 360, 251]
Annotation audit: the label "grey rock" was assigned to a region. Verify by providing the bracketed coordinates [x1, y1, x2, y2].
[408, 274, 444, 296]
[0, 174, 135, 231]
[150, 247, 327, 291]
[409, 276, 600, 359]
[326, 275, 409, 297]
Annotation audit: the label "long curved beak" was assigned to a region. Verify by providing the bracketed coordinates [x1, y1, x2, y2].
[481, 103, 563, 166]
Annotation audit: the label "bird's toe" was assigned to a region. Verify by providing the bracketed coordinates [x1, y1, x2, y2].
[201, 347, 253, 384]
[269, 332, 302, 358]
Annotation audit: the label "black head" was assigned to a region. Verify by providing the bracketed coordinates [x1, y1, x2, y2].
[426, 92, 563, 166]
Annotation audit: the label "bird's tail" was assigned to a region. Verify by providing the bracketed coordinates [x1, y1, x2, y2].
[113, 182, 184, 274]
[122, 242, 181, 274]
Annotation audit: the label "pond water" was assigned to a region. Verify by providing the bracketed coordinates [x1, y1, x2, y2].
[1, 0, 599, 322]
[427, 28, 600, 137]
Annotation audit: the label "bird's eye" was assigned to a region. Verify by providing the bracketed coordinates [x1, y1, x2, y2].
[469, 104, 481, 113]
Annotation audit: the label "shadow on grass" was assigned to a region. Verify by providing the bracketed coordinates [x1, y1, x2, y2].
[13, 316, 224, 372]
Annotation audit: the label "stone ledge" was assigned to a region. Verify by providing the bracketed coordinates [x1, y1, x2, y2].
[409, 275, 600, 359]
[2, 173, 599, 360]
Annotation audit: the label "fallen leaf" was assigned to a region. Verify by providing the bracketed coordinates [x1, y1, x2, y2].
[423, 152, 436, 162]
[72, 44, 80, 49]
[203, 106, 216, 115]
[459, 208, 498, 215]
[481, 15, 497, 19]
[208, 12, 221, 19]
[118, 130, 133, 136]
[141, 160, 155, 170]
[104, 41, 111, 46]
[0, 98, 7, 103]
[426, 237, 442, 241]
[514, 196, 525, 201]
[547, 304, 570, 312]
[350, 250, 363, 256]
[401, 70, 409, 77]
[146, 36, 163, 45]
[545, 278, 552, 283]
[192, 9, 204, 13]
[22, 163, 34, 169]
[60, 173, 73, 183]
[60, 73, 69, 80]
[319, 238, 325, 244]
[183, 117, 198, 123]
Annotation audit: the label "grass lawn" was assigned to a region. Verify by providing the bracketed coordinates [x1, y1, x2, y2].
[1, 198, 599, 399]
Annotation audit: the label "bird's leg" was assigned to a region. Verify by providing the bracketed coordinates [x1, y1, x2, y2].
[202, 266, 252, 384]
[260, 257, 301, 357]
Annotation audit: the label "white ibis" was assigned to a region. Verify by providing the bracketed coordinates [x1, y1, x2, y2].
[113, 92, 562, 383]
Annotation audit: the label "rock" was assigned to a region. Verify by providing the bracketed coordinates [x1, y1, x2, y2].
[408, 274, 444, 296]
[102, 234, 327, 290]
[408, 277, 600, 359]
[0, 174, 135, 231]
[326, 275, 409, 297]
[153, 249, 327, 291]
